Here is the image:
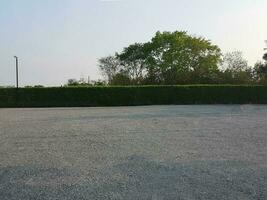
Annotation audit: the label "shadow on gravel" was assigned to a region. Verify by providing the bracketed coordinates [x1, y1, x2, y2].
[0, 156, 267, 200]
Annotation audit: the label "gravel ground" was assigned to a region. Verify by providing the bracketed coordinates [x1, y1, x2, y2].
[0, 105, 267, 200]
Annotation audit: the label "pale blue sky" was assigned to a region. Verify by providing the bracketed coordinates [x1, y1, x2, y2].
[0, 0, 266, 86]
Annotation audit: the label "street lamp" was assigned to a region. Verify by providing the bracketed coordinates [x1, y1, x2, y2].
[14, 56, 19, 88]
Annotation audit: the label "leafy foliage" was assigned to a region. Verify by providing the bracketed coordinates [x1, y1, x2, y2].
[1, 86, 267, 107]
[99, 31, 222, 85]
[98, 31, 267, 85]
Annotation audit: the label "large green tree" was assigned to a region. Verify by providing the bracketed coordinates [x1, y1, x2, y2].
[145, 31, 221, 84]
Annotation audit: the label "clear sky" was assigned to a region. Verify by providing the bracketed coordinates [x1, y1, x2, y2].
[0, 0, 266, 86]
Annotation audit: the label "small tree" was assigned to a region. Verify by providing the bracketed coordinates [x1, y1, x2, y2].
[221, 51, 252, 84]
[221, 51, 249, 72]
[98, 55, 121, 84]
[118, 43, 149, 84]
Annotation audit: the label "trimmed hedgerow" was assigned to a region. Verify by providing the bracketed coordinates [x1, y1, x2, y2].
[0, 85, 266, 108]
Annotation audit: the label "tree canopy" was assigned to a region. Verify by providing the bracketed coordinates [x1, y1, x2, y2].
[98, 31, 266, 85]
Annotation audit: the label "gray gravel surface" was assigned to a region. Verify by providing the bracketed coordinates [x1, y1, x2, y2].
[0, 105, 267, 200]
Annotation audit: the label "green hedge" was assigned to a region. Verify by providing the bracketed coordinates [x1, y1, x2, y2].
[0, 85, 267, 107]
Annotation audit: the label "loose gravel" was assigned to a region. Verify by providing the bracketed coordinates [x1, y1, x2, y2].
[0, 105, 267, 199]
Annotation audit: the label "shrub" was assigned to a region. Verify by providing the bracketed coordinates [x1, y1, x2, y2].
[0, 85, 266, 108]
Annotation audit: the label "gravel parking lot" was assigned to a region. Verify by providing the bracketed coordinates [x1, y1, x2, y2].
[0, 105, 267, 200]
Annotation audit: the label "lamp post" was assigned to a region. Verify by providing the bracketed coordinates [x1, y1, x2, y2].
[14, 56, 19, 88]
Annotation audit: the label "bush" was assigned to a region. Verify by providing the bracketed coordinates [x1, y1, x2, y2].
[0, 85, 266, 108]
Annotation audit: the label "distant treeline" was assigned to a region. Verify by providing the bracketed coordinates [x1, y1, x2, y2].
[96, 31, 267, 86]
[1, 86, 267, 107]
[2, 31, 266, 89]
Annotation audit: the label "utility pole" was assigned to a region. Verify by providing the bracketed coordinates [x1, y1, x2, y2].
[14, 56, 19, 88]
